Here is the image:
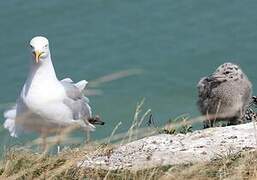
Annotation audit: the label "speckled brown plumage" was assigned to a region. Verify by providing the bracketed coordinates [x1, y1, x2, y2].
[197, 62, 252, 128]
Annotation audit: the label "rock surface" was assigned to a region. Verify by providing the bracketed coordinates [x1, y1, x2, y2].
[80, 122, 257, 170]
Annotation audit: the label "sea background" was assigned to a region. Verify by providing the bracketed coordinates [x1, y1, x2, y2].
[0, 0, 257, 151]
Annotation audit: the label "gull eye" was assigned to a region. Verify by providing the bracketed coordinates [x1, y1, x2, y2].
[225, 71, 230, 74]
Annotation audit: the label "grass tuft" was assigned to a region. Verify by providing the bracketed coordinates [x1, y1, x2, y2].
[2, 148, 257, 179]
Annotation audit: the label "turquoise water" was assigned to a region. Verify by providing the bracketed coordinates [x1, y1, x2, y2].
[1, 0, 257, 149]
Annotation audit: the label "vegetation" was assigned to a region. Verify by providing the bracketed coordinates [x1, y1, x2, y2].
[1, 99, 257, 179]
[161, 114, 193, 135]
[1, 147, 257, 179]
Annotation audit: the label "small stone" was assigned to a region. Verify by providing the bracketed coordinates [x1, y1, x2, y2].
[228, 136, 237, 139]
[152, 141, 157, 144]
[201, 151, 207, 155]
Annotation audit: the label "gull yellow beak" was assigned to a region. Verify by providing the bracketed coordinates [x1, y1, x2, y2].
[33, 51, 42, 63]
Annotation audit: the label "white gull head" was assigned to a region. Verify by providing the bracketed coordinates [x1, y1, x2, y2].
[29, 36, 50, 64]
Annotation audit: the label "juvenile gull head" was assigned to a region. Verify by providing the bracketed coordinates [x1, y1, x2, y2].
[212, 63, 244, 82]
[197, 62, 252, 128]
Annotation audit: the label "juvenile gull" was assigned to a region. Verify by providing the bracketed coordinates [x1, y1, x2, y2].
[3, 36, 104, 146]
[197, 62, 252, 128]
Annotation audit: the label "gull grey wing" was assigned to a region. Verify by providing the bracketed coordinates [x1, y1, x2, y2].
[63, 98, 92, 120]
[61, 81, 83, 100]
[61, 81, 92, 120]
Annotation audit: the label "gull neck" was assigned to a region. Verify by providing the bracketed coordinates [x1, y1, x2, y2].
[28, 53, 58, 83]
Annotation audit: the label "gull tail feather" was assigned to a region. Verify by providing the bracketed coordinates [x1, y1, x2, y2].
[85, 123, 96, 132]
[61, 78, 73, 83]
[4, 118, 19, 137]
[4, 106, 16, 119]
[73, 120, 95, 132]
[4, 107, 23, 137]
[75, 80, 88, 92]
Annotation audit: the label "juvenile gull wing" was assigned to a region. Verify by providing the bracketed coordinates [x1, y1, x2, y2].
[197, 76, 219, 114]
[197, 76, 223, 101]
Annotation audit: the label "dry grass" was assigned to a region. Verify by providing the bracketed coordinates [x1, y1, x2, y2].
[0, 143, 168, 180]
[1, 99, 257, 179]
[2, 147, 257, 179]
[161, 114, 193, 135]
[0, 99, 155, 180]
[161, 150, 257, 180]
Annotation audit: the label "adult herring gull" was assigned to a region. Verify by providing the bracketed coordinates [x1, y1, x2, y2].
[3, 36, 103, 144]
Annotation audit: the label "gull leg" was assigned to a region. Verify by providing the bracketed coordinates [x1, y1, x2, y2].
[83, 118, 92, 143]
[86, 130, 90, 143]
[43, 136, 47, 153]
[57, 129, 61, 154]
[41, 133, 48, 154]
[57, 144, 61, 154]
